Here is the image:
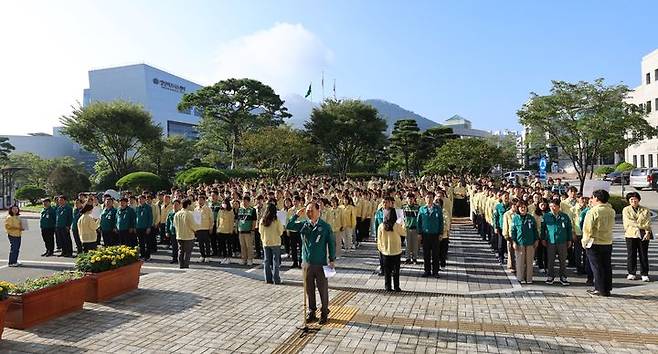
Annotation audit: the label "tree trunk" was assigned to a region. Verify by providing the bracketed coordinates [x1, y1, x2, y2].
[230, 133, 237, 170]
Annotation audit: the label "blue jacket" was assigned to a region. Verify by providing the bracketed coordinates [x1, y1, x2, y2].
[417, 204, 444, 235]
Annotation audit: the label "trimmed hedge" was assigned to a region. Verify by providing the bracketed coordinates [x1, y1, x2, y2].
[116, 172, 165, 192]
[609, 195, 629, 214]
[178, 167, 227, 186]
[615, 162, 635, 172]
[594, 166, 615, 176]
[15, 185, 47, 205]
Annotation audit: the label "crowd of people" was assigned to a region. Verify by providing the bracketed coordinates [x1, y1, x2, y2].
[3, 173, 654, 313]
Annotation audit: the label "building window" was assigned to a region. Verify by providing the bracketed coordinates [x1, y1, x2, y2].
[655, 69, 658, 82]
[650, 154, 654, 168]
[647, 73, 651, 85]
[648, 100, 653, 113]
[641, 155, 646, 168]
[167, 120, 198, 139]
[633, 155, 638, 167]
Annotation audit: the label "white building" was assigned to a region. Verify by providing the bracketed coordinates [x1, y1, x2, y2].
[84, 63, 203, 138]
[2, 128, 96, 168]
[625, 49, 658, 168]
[442, 115, 490, 138]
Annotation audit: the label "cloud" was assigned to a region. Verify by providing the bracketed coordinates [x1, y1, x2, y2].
[214, 23, 333, 96]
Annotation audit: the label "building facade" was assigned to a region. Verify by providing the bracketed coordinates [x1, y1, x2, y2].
[625, 49, 658, 168]
[83, 63, 203, 138]
[442, 115, 490, 138]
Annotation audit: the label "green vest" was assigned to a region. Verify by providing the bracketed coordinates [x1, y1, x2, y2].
[417, 204, 444, 235]
[511, 214, 538, 246]
[55, 204, 73, 228]
[135, 204, 153, 229]
[286, 215, 336, 265]
[237, 207, 256, 232]
[402, 204, 419, 230]
[116, 207, 136, 231]
[100, 207, 117, 232]
[40, 206, 56, 229]
[542, 211, 572, 244]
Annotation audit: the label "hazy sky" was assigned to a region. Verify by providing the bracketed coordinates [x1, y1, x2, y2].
[1, 0, 657, 135]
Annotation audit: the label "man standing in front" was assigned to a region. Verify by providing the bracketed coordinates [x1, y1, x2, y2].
[582, 189, 615, 297]
[287, 202, 336, 325]
[417, 191, 444, 278]
[55, 195, 74, 257]
[40, 198, 56, 257]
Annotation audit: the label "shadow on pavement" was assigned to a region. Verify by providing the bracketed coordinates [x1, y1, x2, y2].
[101, 288, 205, 315]
[0, 339, 85, 353]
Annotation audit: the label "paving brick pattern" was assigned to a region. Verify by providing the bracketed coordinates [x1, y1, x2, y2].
[3, 218, 658, 353]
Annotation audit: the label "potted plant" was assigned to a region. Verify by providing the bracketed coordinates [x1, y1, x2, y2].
[76, 246, 143, 303]
[6, 271, 86, 329]
[0, 281, 14, 339]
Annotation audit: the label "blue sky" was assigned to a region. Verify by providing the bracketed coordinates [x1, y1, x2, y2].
[1, 0, 656, 134]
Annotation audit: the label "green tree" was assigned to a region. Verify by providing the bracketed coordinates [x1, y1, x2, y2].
[60, 101, 162, 177]
[518, 79, 654, 190]
[416, 126, 457, 173]
[15, 185, 47, 205]
[424, 138, 501, 175]
[178, 78, 291, 169]
[9, 153, 80, 189]
[0, 137, 15, 162]
[305, 99, 387, 176]
[46, 166, 91, 198]
[390, 119, 421, 176]
[242, 126, 320, 177]
[485, 134, 521, 170]
[141, 136, 197, 182]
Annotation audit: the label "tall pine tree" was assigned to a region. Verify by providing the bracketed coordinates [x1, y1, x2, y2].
[390, 119, 421, 176]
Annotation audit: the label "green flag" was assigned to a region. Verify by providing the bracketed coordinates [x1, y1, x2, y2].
[304, 83, 312, 98]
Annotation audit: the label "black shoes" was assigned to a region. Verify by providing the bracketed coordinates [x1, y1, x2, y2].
[421, 273, 430, 278]
[394, 287, 402, 292]
[169, 260, 178, 264]
[306, 313, 318, 323]
[318, 314, 328, 325]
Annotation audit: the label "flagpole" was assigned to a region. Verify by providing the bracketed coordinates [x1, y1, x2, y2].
[321, 71, 325, 101]
[333, 79, 336, 100]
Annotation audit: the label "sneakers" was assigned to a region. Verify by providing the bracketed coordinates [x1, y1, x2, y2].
[199, 257, 206, 263]
[545, 277, 554, 285]
[247, 260, 253, 266]
[559, 277, 570, 286]
[642, 276, 650, 282]
[8, 262, 21, 267]
[519, 280, 527, 284]
[627, 274, 637, 280]
[526, 280, 533, 284]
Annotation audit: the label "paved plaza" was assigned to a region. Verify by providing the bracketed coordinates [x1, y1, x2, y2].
[2, 217, 658, 353]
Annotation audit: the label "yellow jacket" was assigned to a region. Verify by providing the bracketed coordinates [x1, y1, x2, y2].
[622, 205, 652, 238]
[259, 219, 284, 247]
[5, 215, 22, 237]
[195, 204, 214, 231]
[322, 207, 342, 233]
[216, 210, 235, 234]
[339, 205, 357, 229]
[502, 209, 515, 239]
[150, 203, 160, 226]
[173, 210, 199, 241]
[354, 198, 365, 219]
[77, 213, 99, 243]
[442, 209, 451, 239]
[377, 223, 406, 256]
[582, 203, 615, 246]
[160, 203, 173, 224]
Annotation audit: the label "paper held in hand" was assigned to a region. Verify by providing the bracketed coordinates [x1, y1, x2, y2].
[582, 180, 611, 198]
[323, 266, 336, 278]
[193, 211, 202, 225]
[20, 218, 29, 231]
[395, 208, 404, 224]
[276, 210, 288, 226]
[91, 206, 102, 219]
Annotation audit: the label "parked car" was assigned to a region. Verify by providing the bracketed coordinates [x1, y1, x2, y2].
[629, 168, 658, 190]
[604, 171, 630, 185]
[502, 170, 533, 182]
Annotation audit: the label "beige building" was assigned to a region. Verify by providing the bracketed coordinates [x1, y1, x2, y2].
[625, 49, 658, 168]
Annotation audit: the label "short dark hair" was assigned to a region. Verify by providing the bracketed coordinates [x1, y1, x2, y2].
[592, 189, 610, 204]
[81, 204, 94, 214]
[549, 198, 561, 206]
[182, 199, 192, 209]
[626, 192, 641, 202]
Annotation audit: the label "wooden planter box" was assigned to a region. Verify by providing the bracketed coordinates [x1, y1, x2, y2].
[0, 299, 9, 339]
[6, 278, 88, 330]
[85, 260, 143, 303]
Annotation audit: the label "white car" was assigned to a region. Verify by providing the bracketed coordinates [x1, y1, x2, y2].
[503, 170, 533, 182]
[629, 168, 658, 190]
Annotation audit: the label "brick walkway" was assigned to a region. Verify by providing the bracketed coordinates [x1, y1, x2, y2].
[3, 218, 658, 353]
